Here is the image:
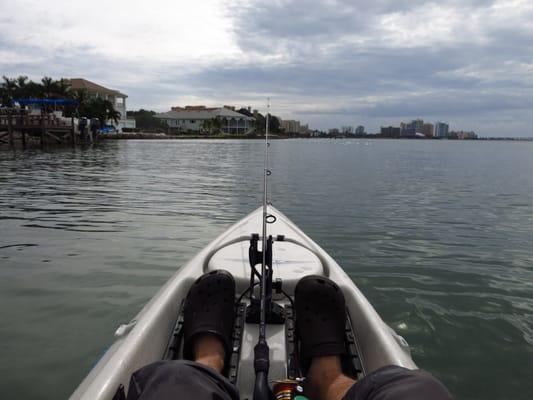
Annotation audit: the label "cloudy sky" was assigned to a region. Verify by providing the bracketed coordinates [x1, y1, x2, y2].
[1, 0, 532, 136]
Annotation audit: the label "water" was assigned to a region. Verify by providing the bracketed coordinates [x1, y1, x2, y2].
[1, 139, 532, 399]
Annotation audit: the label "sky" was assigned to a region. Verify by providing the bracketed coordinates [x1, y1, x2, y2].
[1, 0, 532, 136]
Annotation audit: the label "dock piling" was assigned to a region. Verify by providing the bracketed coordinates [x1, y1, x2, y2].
[7, 111, 14, 148]
[71, 116, 76, 146]
[40, 110, 46, 148]
[21, 112, 27, 149]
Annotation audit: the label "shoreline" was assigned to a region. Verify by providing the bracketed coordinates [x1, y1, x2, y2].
[101, 133, 533, 141]
[2, 133, 532, 151]
[101, 133, 290, 140]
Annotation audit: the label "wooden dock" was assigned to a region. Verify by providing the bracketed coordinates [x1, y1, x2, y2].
[0, 108, 79, 149]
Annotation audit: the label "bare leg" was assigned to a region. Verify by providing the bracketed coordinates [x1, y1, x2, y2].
[193, 333, 226, 373]
[305, 356, 356, 400]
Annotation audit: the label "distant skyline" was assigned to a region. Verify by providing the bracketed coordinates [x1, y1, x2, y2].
[1, 0, 533, 136]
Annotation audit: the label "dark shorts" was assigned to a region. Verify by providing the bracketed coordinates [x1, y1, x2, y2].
[126, 360, 239, 400]
[343, 365, 453, 400]
[126, 361, 452, 400]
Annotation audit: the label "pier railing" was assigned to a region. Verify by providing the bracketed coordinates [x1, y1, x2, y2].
[0, 108, 77, 148]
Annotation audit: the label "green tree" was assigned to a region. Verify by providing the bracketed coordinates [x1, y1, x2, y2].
[41, 76, 54, 98]
[237, 107, 253, 117]
[15, 76, 30, 97]
[253, 113, 265, 132]
[126, 109, 166, 130]
[212, 117, 222, 133]
[105, 101, 121, 124]
[26, 80, 43, 98]
[0, 76, 17, 106]
[54, 78, 71, 99]
[79, 97, 121, 125]
[72, 89, 88, 104]
[268, 115, 280, 133]
[1, 75, 77, 106]
[201, 119, 212, 133]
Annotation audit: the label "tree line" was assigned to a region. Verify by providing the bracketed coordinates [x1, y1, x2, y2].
[1, 75, 283, 133]
[0, 75, 121, 125]
[235, 107, 281, 133]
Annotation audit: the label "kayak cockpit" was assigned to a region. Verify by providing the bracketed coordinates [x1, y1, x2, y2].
[71, 206, 415, 400]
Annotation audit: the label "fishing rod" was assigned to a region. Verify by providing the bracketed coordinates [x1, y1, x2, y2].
[253, 99, 272, 400]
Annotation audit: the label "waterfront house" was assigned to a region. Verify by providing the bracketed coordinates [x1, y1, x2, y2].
[155, 106, 255, 134]
[68, 78, 136, 131]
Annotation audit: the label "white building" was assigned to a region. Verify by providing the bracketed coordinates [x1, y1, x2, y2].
[68, 78, 136, 131]
[281, 119, 301, 133]
[155, 106, 255, 134]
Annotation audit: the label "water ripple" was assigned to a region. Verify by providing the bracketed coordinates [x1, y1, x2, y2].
[1, 140, 533, 400]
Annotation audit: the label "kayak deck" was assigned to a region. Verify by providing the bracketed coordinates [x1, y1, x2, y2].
[71, 206, 415, 400]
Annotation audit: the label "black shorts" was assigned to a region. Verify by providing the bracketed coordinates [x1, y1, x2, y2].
[126, 361, 452, 400]
[343, 365, 453, 400]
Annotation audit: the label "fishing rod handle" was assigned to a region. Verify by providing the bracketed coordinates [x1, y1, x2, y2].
[253, 371, 271, 400]
[253, 341, 272, 400]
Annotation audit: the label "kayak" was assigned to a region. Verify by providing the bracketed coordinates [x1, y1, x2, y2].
[71, 205, 416, 399]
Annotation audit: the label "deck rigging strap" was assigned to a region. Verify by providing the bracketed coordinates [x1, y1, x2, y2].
[254, 99, 272, 400]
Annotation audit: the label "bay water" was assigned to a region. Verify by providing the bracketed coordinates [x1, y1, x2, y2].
[1, 139, 532, 399]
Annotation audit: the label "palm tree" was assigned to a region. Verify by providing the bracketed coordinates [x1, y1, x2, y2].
[26, 80, 43, 99]
[201, 119, 213, 133]
[1, 76, 18, 106]
[16, 76, 29, 98]
[41, 76, 54, 98]
[54, 78, 71, 99]
[72, 89, 88, 104]
[104, 100, 121, 124]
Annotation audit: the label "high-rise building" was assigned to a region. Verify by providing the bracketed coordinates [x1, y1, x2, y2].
[422, 123, 434, 137]
[435, 122, 449, 138]
[281, 119, 301, 133]
[400, 119, 424, 136]
[355, 125, 365, 135]
[341, 126, 354, 134]
[300, 124, 310, 134]
[381, 126, 401, 137]
[411, 119, 424, 133]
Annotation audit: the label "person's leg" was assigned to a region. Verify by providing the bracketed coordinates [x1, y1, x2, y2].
[126, 270, 238, 400]
[193, 333, 226, 373]
[305, 358, 453, 400]
[296, 276, 453, 400]
[304, 355, 356, 400]
[295, 276, 355, 400]
[127, 357, 237, 400]
[340, 365, 453, 400]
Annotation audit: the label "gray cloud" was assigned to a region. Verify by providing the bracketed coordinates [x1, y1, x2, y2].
[220, 0, 533, 135]
[1, 0, 532, 136]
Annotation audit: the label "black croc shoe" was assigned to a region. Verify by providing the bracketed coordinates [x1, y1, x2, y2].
[183, 270, 236, 364]
[295, 275, 347, 369]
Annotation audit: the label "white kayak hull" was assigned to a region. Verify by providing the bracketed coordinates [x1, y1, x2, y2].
[71, 206, 415, 399]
